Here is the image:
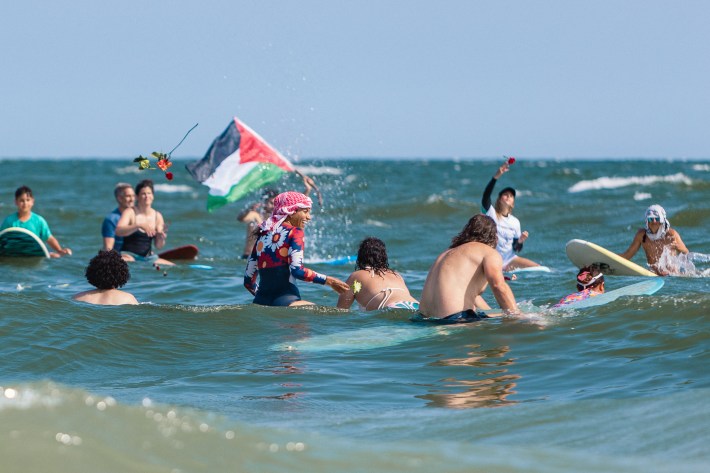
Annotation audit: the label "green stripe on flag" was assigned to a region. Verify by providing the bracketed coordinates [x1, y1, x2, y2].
[206, 163, 286, 212]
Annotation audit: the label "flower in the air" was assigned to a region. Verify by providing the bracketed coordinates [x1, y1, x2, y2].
[507, 157, 516, 165]
[157, 158, 172, 171]
[352, 280, 362, 295]
[165, 172, 174, 180]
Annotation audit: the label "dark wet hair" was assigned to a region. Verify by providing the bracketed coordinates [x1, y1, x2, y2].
[576, 264, 604, 292]
[15, 185, 33, 199]
[450, 214, 498, 249]
[135, 179, 154, 195]
[356, 237, 391, 276]
[262, 187, 279, 200]
[85, 250, 131, 290]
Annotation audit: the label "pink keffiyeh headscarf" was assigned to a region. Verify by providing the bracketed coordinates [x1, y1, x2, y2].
[258, 191, 312, 233]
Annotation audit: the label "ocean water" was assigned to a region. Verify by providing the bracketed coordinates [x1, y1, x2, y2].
[1, 158, 709, 472]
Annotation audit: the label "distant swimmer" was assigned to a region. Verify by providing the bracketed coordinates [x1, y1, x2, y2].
[419, 214, 519, 323]
[619, 204, 689, 276]
[553, 265, 605, 307]
[101, 182, 136, 259]
[243, 191, 349, 306]
[481, 158, 539, 271]
[337, 237, 419, 311]
[115, 179, 174, 266]
[73, 250, 138, 305]
[237, 172, 320, 259]
[1, 185, 72, 258]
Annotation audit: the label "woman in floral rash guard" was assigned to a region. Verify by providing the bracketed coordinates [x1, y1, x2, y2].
[243, 191, 349, 306]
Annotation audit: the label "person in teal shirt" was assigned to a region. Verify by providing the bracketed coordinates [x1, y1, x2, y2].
[1, 186, 72, 257]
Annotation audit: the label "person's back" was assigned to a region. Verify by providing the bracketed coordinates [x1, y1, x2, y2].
[337, 237, 419, 311]
[73, 250, 138, 306]
[419, 242, 495, 317]
[73, 288, 138, 306]
[419, 214, 518, 321]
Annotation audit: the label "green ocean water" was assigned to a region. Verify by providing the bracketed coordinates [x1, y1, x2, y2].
[1, 158, 709, 472]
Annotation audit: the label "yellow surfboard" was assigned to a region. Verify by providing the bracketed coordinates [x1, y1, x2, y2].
[566, 239, 657, 277]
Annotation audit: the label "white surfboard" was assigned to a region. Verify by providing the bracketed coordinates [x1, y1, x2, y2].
[0, 227, 50, 258]
[271, 324, 463, 353]
[555, 278, 664, 309]
[566, 239, 657, 277]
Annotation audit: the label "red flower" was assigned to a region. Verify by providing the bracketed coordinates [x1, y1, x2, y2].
[507, 157, 516, 165]
[157, 159, 173, 171]
[165, 172, 174, 180]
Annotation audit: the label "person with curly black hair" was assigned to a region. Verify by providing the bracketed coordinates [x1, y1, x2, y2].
[419, 214, 519, 323]
[73, 250, 138, 305]
[337, 237, 419, 311]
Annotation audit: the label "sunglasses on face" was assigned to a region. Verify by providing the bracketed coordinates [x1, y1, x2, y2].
[647, 217, 660, 223]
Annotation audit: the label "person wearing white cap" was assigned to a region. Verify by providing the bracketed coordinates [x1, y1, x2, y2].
[619, 204, 689, 275]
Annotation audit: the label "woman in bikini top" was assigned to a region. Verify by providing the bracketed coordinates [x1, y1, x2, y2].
[337, 237, 419, 311]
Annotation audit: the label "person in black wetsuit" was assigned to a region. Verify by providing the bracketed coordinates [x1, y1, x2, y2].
[115, 179, 174, 266]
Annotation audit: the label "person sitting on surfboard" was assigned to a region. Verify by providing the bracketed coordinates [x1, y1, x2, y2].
[0, 186, 72, 258]
[619, 204, 689, 276]
[115, 179, 174, 267]
[418, 214, 520, 323]
[336, 237, 419, 311]
[237, 173, 320, 259]
[243, 191, 349, 306]
[73, 250, 138, 305]
[553, 265, 605, 307]
[481, 159, 539, 271]
[101, 182, 136, 259]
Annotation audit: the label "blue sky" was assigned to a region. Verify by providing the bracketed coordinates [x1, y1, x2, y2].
[2, 1, 709, 159]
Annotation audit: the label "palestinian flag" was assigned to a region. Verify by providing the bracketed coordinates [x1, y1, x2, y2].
[186, 117, 295, 211]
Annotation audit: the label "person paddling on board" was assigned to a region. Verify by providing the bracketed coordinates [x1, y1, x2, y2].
[418, 214, 520, 323]
[481, 158, 539, 271]
[243, 191, 349, 306]
[553, 265, 605, 307]
[619, 204, 689, 276]
[1, 186, 72, 258]
[337, 237, 419, 311]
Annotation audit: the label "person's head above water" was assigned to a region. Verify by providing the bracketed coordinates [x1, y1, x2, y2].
[356, 237, 391, 275]
[576, 265, 605, 292]
[258, 191, 313, 233]
[645, 204, 670, 241]
[85, 250, 131, 290]
[450, 214, 498, 249]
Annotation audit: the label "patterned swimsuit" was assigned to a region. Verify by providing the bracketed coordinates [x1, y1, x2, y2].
[243, 222, 326, 306]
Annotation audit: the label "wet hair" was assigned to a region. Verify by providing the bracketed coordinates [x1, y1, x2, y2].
[576, 264, 604, 292]
[262, 187, 279, 201]
[135, 179, 154, 195]
[85, 250, 131, 290]
[450, 214, 498, 249]
[114, 182, 133, 198]
[15, 185, 33, 199]
[356, 237, 391, 276]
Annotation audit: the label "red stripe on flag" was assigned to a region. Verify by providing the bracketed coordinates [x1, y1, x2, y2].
[234, 118, 295, 172]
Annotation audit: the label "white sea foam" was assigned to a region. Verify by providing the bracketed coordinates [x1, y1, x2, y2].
[568, 173, 692, 193]
[691, 164, 710, 171]
[633, 192, 652, 201]
[294, 164, 342, 176]
[154, 184, 194, 193]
